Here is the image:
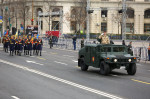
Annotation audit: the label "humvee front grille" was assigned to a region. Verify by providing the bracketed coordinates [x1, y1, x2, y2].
[118, 59, 128, 62]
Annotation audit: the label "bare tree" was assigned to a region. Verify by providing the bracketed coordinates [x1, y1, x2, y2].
[70, 0, 87, 34]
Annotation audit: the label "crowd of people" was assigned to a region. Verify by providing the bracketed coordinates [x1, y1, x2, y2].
[1, 34, 43, 56]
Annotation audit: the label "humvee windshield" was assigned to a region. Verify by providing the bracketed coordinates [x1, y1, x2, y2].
[101, 47, 125, 52]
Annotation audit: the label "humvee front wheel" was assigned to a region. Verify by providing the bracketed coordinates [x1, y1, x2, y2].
[127, 63, 136, 75]
[80, 58, 88, 71]
[100, 61, 110, 75]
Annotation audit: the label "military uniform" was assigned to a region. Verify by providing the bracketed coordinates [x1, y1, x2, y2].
[99, 35, 110, 44]
[9, 36, 15, 56]
[18, 38, 24, 56]
[37, 38, 43, 56]
[24, 37, 28, 55]
[27, 37, 33, 56]
[49, 37, 53, 49]
[15, 38, 19, 55]
[81, 39, 84, 48]
[148, 45, 150, 61]
[4, 36, 10, 53]
[33, 37, 38, 55]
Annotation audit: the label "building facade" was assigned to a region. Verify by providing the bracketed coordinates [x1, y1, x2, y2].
[1, 0, 150, 35]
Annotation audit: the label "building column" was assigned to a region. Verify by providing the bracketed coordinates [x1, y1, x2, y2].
[134, 10, 144, 34]
[62, 5, 71, 34]
[107, 10, 114, 34]
[90, 10, 101, 34]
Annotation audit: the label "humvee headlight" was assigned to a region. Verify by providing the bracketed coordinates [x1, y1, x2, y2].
[128, 59, 132, 62]
[114, 59, 117, 62]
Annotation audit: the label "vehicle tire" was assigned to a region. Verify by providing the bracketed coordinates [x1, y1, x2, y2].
[100, 61, 110, 75]
[127, 63, 136, 75]
[80, 58, 88, 71]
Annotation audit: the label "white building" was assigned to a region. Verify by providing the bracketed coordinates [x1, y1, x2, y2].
[1, 0, 150, 35]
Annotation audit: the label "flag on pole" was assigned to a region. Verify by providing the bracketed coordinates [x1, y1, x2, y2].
[4, 30, 7, 35]
[36, 34, 39, 39]
[6, 30, 8, 35]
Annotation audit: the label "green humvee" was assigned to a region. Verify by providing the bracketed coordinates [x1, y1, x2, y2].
[78, 44, 137, 75]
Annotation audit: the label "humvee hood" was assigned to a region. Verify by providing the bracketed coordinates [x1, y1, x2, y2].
[104, 54, 132, 58]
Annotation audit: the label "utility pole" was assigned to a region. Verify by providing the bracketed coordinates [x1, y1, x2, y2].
[86, 0, 90, 41]
[32, 0, 34, 25]
[122, 0, 127, 41]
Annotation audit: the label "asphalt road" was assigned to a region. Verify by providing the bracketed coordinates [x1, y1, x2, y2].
[0, 46, 150, 99]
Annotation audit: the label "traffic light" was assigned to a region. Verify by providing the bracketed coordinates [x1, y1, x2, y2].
[31, 18, 34, 22]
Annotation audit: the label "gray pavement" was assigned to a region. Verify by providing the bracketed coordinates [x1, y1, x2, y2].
[0, 46, 150, 99]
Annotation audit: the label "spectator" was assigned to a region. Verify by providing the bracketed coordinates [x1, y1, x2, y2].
[81, 37, 84, 48]
[72, 35, 77, 50]
[128, 41, 133, 55]
[122, 40, 125, 45]
[148, 43, 150, 61]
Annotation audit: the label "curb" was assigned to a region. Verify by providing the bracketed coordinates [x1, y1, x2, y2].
[139, 60, 150, 64]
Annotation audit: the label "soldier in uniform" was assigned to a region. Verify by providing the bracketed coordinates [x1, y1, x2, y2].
[27, 35, 33, 56]
[4, 35, 10, 53]
[49, 36, 53, 49]
[98, 32, 110, 44]
[37, 36, 43, 56]
[23, 35, 28, 55]
[9, 35, 15, 56]
[18, 36, 24, 56]
[33, 36, 38, 55]
[15, 36, 19, 55]
[128, 41, 133, 55]
[81, 37, 84, 48]
[2, 35, 6, 51]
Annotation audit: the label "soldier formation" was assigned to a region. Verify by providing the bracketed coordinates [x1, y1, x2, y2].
[2, 34, 43, 56]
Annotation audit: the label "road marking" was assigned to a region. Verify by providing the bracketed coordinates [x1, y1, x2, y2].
[54, 61, 68, 66]
[26, 60, 44, 66]
[50, 52, 58, 55]
[111, 75, 118, 77]
[11, 96, 20, 99]
[75, 66, 80, 68]
[37, 57, 46, 60]
[73, 60, 78, 63]
[63, 55, 74, 58]
[136, 63, 142, 66]
[0, 59, 122, 99]
[131, 79, 150, 85]
[42, 51, 47, 53]
[30, 56, 35, 58]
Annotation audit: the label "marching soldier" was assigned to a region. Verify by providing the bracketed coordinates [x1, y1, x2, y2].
[18, 36, 24, 56]
[24, 35, 28, 55]
[33, 36, 38, 55]
[15, 36, 19, 55]
[98, 32, 110, 44]
[2, 35, 6, 51]
[27, 35, 33, 56]
[37, 36, 43, 56]
[4, 35, 10, 53]
[9, 35, 15, 56]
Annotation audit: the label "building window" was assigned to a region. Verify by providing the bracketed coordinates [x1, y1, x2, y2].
[52, 21, 59, 30]
[36, 8, 43, 17]
[144, 24, 150, 33]
[126, 23, 134, 33]
[52, 8, 60, 17]
[36, 21, 43, 30]
[101, 23, 107, 32]
[101, 10, 107, 17]
[71, 21, 76, 30]
[126, 8, 134, 18]
[144, 9, 150, 18]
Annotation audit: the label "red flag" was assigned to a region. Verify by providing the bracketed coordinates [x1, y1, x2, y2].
[6, 30, 8, 35]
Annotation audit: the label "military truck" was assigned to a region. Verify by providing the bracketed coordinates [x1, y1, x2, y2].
[78, 44, 137, 75]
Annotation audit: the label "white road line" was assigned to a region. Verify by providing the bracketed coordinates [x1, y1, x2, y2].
[0, 59, 123, 99]
[72, 60, 78, 63]
[30, 56, 35, 58]
[63, 55, 74, 58]
[137, 63, 142, 66]
[11, 96, 20, 99]
[54, 61, 68, 66]
[111, 75, 118, 77]
[26, 60, 44, 66]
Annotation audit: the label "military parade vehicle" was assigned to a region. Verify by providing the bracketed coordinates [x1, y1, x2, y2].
[78, 44, 137, 75]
